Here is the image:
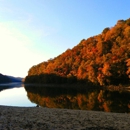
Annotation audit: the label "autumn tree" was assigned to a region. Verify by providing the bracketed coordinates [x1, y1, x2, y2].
[25, 18, 130, 86]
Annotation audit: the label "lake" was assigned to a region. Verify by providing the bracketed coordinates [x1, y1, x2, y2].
[0, 83, 36, 107]
[0, 83, 130, 113]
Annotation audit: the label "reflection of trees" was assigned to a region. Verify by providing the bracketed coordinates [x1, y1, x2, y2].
[98, 90, 130, 112]
[24, 85, 130, 113]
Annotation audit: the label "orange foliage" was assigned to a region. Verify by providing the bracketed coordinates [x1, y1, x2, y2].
[25, 18, 130, 86]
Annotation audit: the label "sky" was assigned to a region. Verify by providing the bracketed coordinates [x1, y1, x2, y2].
[0, 0, 130, 78]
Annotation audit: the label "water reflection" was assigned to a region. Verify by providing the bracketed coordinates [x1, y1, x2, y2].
[0, 82, 23, 92]
[24, 85, 130, 113]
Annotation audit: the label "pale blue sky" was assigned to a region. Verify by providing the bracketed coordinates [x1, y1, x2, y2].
[0, 0, 130, 77]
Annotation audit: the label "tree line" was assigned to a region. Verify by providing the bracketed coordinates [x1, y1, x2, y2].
[25, 18, 130, 86]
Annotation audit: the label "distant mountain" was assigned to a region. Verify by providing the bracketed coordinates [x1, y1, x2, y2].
[25, 18, 130, 86]
[7, 76, 23, 82]
[0, 73, 11, 83]
[0, 73, 23, 84]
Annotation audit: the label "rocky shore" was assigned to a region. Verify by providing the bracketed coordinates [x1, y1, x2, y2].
[0, 105, 130, 130]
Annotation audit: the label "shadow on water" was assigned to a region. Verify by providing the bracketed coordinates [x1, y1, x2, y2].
[0, 82, 23, 92]
[24, 84, 130, 113]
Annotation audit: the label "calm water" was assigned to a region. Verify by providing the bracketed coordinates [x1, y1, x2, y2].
[0, 83, 130, 113]
[0, 83, 36, 107]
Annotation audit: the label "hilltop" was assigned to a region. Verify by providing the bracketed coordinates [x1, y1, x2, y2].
[0, 73, 11, 83]
[25, 18, 130, 86]
[0, 73, 23, 84]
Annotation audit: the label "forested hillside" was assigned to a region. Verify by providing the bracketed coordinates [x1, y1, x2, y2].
[25, 18, 130, 86]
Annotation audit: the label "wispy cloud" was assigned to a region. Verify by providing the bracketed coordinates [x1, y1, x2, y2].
[0, 0, 59, 38]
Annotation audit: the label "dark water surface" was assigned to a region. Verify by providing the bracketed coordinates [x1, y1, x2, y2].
[0, 83, 130, 113]
[24, 84, 130, 113]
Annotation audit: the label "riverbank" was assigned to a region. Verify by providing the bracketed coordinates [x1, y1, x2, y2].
[0, 105, 130, 130]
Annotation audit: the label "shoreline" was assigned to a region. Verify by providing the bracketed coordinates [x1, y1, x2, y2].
[0, 105, 130, 130]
